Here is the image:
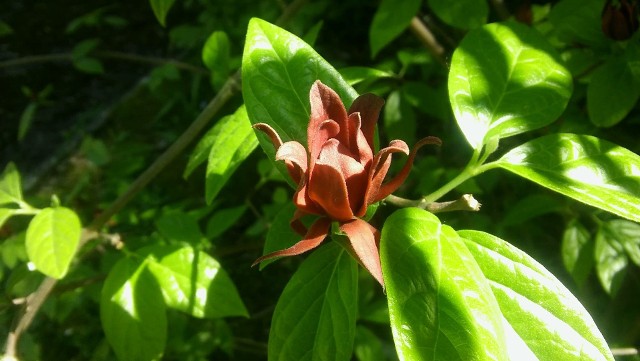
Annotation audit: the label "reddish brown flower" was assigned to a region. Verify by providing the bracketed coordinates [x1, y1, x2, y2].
[253, 80, 440, 288]
[602, 0, 639, 41]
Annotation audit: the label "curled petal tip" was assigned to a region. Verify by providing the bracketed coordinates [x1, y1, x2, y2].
[416, 136, 442, 147]
[253, 123, 283, 149]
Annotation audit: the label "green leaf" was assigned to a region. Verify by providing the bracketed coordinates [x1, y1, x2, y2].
[155, 211, 203, 244]
[449, 21, 572, 149]
[594, 220, 640, 294]
[402, 81, 450, 121]
[369, 0, 421, 57]
[242, 18, 357, 172]
[18, 102, 38, 142]
[25, 207, 81, 279]
[1, 232, 28, 269]
[0, 208, 15, 229]
[0, 163, 23, 206]
[549, 0, 608, 48]
[73, 57, 105, 74]
[496, 133, 640, 223]
[338, 66, 395, 86]
[383, 90, 416, 145]
[499, 193, 563, 227]
[72, 39, 101, 58]
[562, 218, 595, 287]
[354, 325, 384, 361]
[0, 20, 14, 36]
[149, 0, 175, 27]
[587, 58, 640, 127]
[184, 114, 233, 178]
[101, 257, 166, 361]
[268, 242, 358, 361]
[204, 106, 258, 203]
[380, 208, 506, 361]
[460, 230, 614, 361]
[205, 205, 246, 239]
[427, 0, 488, 29]
[145, 245, 248, 318]
[202, 31, 230, 88]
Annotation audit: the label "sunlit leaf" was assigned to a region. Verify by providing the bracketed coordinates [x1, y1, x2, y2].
[101, 257, 166, 361]
[369, 0, 421, 57]
[242, 18, 357, 178]
[496, 134, 640, 223]
[587, 58, 640, 127]
[338, 66, 395, 86]
[562, 218, 594, 287]
[0, 162, 23, 206]
[427, 0, 488, 29]
[0, 208, 14, 229]
[268, 242, 357, 361]
[25, 207, 81, 279]
[460, 230, 615, 361]
[187, 106, 258, 204]
[449, 21, 572, 149]
[381, 208, 506, 361]
[149, 0, 175, 27]
[145, 245, 248, 318]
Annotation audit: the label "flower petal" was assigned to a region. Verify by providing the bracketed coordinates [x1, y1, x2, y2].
[253, 123, 283, 149]
[276, 141, 308, 184]
[339, 219, 384, 289]
[308, 119, 340, 175]
[348, 113, 374, 166]
[309, 81, 350, 156]
[309, 139, 365, 221]
[252, 217, 332, 267]
[348, 93, 384, 150]
[372, 136, 442, 203]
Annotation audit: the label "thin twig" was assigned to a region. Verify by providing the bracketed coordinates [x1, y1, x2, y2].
[409, 17, 447, 68]
[385, 194, 481, 213]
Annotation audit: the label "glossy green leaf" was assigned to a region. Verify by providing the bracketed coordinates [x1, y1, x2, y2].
[155, 210, 203, 244]
[199, 106, 258, 204]
[459, 230, 614, 361]
[496, 134, 640, 223]
[427, 0, 488, 29]
[242, 18, 357, 172]
[549, 0, 608, 47]
[25, 207, 81, 279]
[562, 218, 594, 287]
[268, 242, 358, 361]
[149, 0, 175, 27]
[594, 220, 640, 294]
[101, 257, 166, 361]
[381, 208, 506, 361]
[383, 90, 416, 145]
[587, 58, 640, 127]
[354, 325, 384, 361]
[449, 21, 572, 149]
[202, 31, 230, 88]
[0, 162, 23, 206]
[369, 0, 421, 57]
[145, 245, 248, 318]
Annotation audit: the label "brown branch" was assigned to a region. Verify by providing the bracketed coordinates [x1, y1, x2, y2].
[409, 16, 447, 68]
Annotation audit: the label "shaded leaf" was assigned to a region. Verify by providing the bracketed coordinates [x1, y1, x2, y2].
[427, 0, 488, 29]
[0, 162, 23, 206]
[497, 133, 640, 223]
[268, 242, 357, 361]
[202, 31, 230, 88]
[258, 203, 300, 270]
[381, 208, 506, 361]
[25, 207, 81, 279]
[155, 211, 203, 244]
[0, 208, 15, 229]
[338, 66, 395, 86]
[383, 90, 416, 145]
[499, 193, 563, 227]
[101, 257, 166, 361]
[594, 220, 640, 293]
[149, 0, 175, 27]
[460, 230, 614, 361]
[369, 0, 422, 57]
[549, 0, 608, 47]
[562, 218, 595, 287]
[18, 103, 38, 142]
[145, 245, 248, 318]
[354, 325, 384, 361]
[587, 58, 640, 127]
[205, 205, 246, 239]
[449, 21, 572, 149]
